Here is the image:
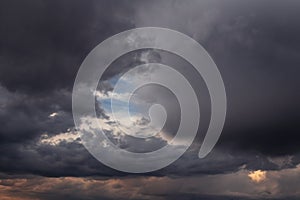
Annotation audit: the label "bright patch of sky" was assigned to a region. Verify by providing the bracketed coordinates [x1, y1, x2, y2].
[95, 64, 166, 138]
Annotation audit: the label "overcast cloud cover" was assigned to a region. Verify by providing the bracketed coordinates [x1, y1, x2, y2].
[0, 0, 300, 199]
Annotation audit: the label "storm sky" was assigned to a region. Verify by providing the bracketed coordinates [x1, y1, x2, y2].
[0, 0, 300, 199]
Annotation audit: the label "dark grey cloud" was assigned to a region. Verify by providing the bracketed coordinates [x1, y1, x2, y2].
[203, 1, 300, 156]
[0, 0, 135, 94]
[0, 139, 123, 177]
[0, 3, 300, 200]
[0, 85, 74, 143]
[132, 0, 300, 156]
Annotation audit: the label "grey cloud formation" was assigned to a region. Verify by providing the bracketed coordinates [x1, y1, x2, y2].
[132, 0, 300, 156]
[0, 85, 73, 143]
[0, 0, 135, 94]
[0, 0, 300, 199]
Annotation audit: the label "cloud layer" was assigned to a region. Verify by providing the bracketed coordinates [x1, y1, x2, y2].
[0, 0, 300, 199]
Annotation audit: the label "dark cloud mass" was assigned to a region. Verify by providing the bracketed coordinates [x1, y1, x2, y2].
[0, 0, 300, 199]
[0, 0, 135, 93]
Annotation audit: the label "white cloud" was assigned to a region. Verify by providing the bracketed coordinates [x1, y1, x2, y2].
[49, 112, 59, 118]
[39, 131, 80, 146]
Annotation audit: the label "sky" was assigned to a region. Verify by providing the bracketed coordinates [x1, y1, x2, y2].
[0, 0, 300, 199]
